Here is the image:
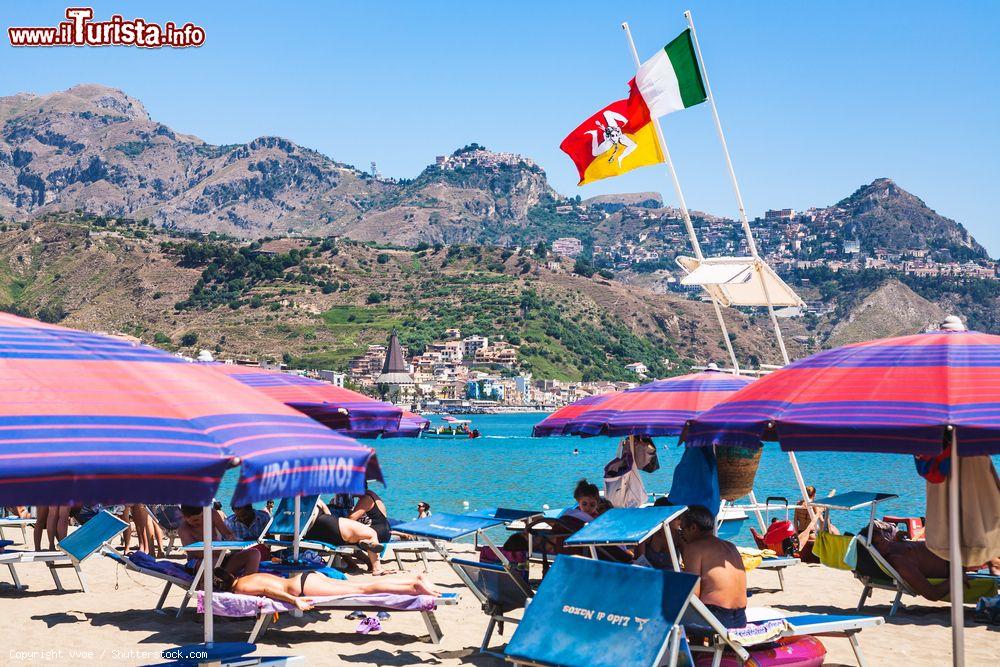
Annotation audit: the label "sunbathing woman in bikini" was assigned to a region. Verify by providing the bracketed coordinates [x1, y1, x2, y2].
[211, 568, 442, 612]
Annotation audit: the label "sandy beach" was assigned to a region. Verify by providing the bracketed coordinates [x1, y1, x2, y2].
[1, 538, 997, 667]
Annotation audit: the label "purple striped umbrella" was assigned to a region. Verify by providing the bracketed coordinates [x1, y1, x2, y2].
[534, 370, 754, 438]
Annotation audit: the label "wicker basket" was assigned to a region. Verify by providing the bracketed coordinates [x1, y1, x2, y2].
[716, 446, 762, 501]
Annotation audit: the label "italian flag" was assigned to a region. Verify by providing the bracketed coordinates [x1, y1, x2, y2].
[634, 29, 707, 117]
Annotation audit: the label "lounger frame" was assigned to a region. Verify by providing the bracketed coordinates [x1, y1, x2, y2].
[243, 593, 460, 644]
[687, 604, 883, 667]
[1, 511, 128, 593]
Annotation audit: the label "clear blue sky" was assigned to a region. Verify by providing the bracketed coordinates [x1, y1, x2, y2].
[3, 1, 998, 255]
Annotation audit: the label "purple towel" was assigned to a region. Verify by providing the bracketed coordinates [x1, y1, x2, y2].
[197, 591, 437, 617]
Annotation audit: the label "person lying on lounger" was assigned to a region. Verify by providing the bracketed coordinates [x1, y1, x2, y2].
[210, 567, 441, 611]
[676, 505, 748, 629]
[869, 523, 1000, 600]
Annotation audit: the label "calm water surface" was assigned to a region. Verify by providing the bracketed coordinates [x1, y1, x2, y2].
[218, 413, 980, 541]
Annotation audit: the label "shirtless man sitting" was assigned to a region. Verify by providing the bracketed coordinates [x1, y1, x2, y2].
[676, 505, 748, 629]
[178, 505, 261, 577]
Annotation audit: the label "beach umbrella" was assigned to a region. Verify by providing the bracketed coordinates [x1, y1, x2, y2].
[0, 312, 381, 644]
[684, 320, 1000, 666]
[208, 363, 405, 438]
[381, 411, 430, 438]
[532, 369, 754, 438]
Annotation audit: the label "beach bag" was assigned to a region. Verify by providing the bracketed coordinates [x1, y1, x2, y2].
[715, 446, 762, 501]
[479, 535, 529, 587]
[763, 520, 797, 555]
[633, 437, 660, 473]
[604, 442, 648, 508]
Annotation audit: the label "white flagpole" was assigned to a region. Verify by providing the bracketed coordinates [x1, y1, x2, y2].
[683, 10, 816, 524]
[621, 21, 740, 375]
[683, 10, 790, 367]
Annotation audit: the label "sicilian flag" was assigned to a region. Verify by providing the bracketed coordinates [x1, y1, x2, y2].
[560, 80, 663, 186]
[561, 29, 707, 186]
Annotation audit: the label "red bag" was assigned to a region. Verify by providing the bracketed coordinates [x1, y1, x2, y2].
[763, 520, 797, 555]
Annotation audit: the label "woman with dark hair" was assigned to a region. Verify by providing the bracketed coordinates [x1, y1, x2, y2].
[211, 567, 441, 611]
[305, 491, 386, 575]
[346, 484, 392, 544]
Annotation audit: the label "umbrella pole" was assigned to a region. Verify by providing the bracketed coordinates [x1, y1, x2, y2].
[948, 429, 963, 666]
[293, 496, 301, 561]
[786, 451, 818, 524]
[202, 505, 214, 645]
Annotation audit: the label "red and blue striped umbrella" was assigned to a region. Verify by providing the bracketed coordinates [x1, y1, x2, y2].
[209, 364, 404, 438]
[685, 330, 1000, 456]
[0, 313, 381, 508]
[386, 411, 430, 438]
[533, 371, 755, 438]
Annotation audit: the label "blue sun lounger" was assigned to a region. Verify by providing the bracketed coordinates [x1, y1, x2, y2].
[394, 511, 536, 655]
[149, 641, 301, 666]
[0, 516, 34, 545]
[563, 505, 686, 569]
[506, 555, 884, 667]
[0, 510, 128, 592]
[505, 555, 698, 667]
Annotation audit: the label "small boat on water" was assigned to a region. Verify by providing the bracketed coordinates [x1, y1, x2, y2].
[422, 416, 481, 439]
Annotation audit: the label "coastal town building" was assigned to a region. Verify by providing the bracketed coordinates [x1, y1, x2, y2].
[375, 330, 417, 408]
[551, 237, 584, 258]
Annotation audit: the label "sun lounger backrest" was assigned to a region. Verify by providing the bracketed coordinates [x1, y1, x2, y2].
[268, 495, 320, 538]
[505, 556, 697, 667]
[392, 513, 503, 541]
[153, 505, 184, 531]
[716, 516, 747, 541]
[451, 557, 531, 613]
[59, 510, 128, 563]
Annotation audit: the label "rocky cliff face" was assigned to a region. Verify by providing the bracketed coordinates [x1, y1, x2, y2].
[0, 86, 554, 241]
[831, 178, 987, 259]
[0, 87, 991, 260]
[824, 278, 947, 347]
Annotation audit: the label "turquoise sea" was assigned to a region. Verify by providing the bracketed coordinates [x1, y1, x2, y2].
[217, 412, 967, 541]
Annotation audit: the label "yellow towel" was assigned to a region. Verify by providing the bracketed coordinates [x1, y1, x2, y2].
[814, 531, 854, 570]
[929, 577, 998, 603]
[737, 546, 776, 572]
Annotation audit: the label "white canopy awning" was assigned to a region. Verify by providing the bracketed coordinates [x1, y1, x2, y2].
[677, 256, 804, 308]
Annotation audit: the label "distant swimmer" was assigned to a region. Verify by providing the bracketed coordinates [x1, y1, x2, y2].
[572, 448, 580, 455]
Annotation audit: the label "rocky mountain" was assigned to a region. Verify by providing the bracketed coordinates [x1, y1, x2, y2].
[829, 178, 987, 259]
[824, 279, 947, 347]
[2, 86, 991, 264]
[0, 86, 553, 241]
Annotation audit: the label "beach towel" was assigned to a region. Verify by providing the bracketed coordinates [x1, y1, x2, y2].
[197, 591, 437, 617]
[925, 455, 1000, 567]
[128, 551, 194, 582]
[258, 561, 347, 581]
[727, 619, 787, 647]
[736, 547, 777, 572]
[666, 446, 721, 517]
[813, 531, 853, 570]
